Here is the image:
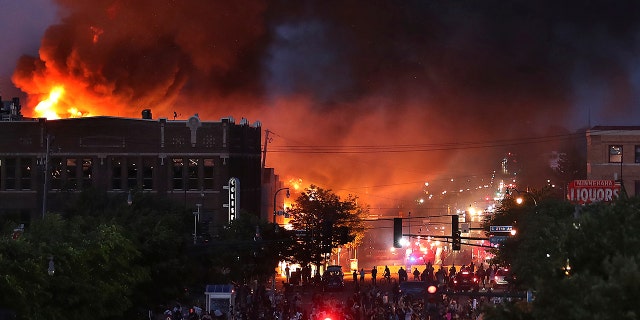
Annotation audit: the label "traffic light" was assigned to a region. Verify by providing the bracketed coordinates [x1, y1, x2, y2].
[426, 282, 440, 315]
[393, 218, 403, 248]
[452, 231, 461, 251]
[451, 215, 461, 251]
[427, 283, 438, 295]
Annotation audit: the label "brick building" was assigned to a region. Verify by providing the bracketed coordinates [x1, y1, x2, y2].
[0, 112, 263, 234]
[587, 126, 640, 197]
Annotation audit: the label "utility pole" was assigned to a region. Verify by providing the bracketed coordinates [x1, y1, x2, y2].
[42, 134, 51, 219]
[261, 129, 271, 169]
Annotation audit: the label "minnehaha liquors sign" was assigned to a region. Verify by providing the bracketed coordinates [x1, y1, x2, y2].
[567, 180, 620, 204]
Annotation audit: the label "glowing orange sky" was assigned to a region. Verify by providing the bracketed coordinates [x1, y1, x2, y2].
[12, 0, 625, 213]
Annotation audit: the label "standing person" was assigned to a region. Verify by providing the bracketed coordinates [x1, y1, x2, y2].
[384, 266, 391, 283]
[435, 267, 445, 287]
[352, 269, 360, 292]
[449, 264, 457, 278]
[359, 268, 365, 284]
[477, 264, 486, 288]
[488, 265, 496, 288]
[371, 266, 377, 285]
[413, 268, 420, 280]
[173, 304, 183, 320]
[397, 267, 406, 283]
[285, 265, 291, 283]
[426, 261, 434, 275]
[392, 280, 400, 303]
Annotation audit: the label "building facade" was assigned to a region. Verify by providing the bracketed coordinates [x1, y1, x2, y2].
[0, 96, 22, 121]
[0, 113, 263, 234]
[586, 126, 640, 197]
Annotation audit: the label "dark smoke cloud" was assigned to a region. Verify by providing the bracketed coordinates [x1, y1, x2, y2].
[11, 0, 640, 209]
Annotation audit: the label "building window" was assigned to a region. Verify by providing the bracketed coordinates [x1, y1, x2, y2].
[188, 158, 199, 190]
[111, 157, 123, 190]
[66, 158, 77, 189]
[609, 145, 623, 163]
[142, 157, 154, 190]
[127, 159, 138, 190]
[20, 158, 32, 190]
[172, 158, 184, 190]
[635, 146, 640, 163]
[204, 159, 214, 190]
[50, 158, 63, 190]
[4, 158, 16, 190]
[82, 158, 92, 188]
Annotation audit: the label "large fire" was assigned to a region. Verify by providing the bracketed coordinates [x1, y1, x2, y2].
[7, 0, 578, 214]
[33, 85, 92, 119]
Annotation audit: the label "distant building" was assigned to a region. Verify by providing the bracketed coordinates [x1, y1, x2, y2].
[586, 126, 640, 196]
[0, 112, 263, 236]
[0, 96, 22, 121]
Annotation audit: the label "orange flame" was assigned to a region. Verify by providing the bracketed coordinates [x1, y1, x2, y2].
[34, 86, 65, 119]
[32, 85, 93, 119]
[288, 178, 304, 191]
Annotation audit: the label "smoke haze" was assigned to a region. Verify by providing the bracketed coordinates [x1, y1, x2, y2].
[8, 0, 640, 210]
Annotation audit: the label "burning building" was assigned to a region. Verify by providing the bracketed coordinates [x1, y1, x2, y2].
[0, 112, 263, 235]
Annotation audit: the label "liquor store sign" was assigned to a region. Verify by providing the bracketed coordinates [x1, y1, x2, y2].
[567, 180, 620, 205]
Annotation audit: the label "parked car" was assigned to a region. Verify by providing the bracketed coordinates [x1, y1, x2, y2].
[451, 270, 480, 292]
[492, 268, 515, 289]
[322, 265, 344, 291]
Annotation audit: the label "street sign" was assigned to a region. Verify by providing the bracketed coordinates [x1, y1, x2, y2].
[490, 236, 508, 245]
[490, 225, 512, 232]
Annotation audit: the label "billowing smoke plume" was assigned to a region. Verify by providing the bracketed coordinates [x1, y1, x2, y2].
[11, 0, 640, 211]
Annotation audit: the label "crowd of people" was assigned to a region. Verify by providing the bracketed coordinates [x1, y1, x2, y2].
[158, 262, 510, 320]
[304, 282, 490, 320]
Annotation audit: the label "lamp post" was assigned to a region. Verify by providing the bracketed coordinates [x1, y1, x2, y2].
[273, 187, 290, 225]
[47, 256, 55, 276]
[127, 189, 133, 206]
[193, 204, 201, 245]
[271, 187, 289, 304]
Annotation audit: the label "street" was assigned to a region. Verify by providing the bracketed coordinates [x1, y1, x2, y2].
[267, 268, 524, 320]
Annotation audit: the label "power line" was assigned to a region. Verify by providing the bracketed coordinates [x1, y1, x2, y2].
[268, 131, 585, 154]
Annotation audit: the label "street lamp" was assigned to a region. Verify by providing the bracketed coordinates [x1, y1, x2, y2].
[193, 204, 202, 245]
[506, 188, 537, 206]
[127, 189, 133, 206]
[47, 256, 55, 276]
[273, 187, 290, 225]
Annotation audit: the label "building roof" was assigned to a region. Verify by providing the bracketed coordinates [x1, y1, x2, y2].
[590, 126, 640, 131]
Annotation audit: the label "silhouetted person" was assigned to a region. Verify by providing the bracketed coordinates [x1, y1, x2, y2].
[371, 266, 377, 284]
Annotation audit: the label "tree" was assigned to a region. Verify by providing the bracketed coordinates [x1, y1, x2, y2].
[64, 189, 190, 312]
[531, 198, 640, 319]
[0, 214, 147, 320]
[483, 194, 640, 319]
[286, 185, 367, 270]
[209, 211, 292, 284]
[0, 189, 194, 319]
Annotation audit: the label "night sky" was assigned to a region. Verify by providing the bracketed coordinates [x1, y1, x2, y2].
[3, 0, 640, 210]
